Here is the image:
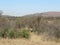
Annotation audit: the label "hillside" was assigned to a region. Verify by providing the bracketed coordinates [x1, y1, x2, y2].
[23, 12, 60, 17]
[0, 12, 60, 39]
[0, 12, 60, 45]
[0, 12, 60, 30]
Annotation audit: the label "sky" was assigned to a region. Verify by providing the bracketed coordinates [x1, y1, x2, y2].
[0, 0, 60, 16]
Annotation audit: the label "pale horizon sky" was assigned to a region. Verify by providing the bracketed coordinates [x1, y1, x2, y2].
[0, 0, 60, 16]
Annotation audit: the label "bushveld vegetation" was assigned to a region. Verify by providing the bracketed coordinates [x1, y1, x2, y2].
[0, 12, 60, 41]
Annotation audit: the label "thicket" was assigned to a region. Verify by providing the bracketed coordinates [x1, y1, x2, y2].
[0, 28, 30, 39]
[31, 17, 60, 40]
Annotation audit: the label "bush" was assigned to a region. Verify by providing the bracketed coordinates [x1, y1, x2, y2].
[21, 29, 30, 39]
[42, 26, 60, 40]
[54, 28, 60, 39]
[0, 28, 30, 39]
[0, 28, 9, 38]
[7, 30, 16, 38]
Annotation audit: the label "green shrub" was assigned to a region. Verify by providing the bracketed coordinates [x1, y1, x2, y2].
[7, 30, 15, 38]
[0, 28, 30, 39]
[0, 28, 9, 38]
[0, 30, 4, 37]
[21, 29, 30, 39]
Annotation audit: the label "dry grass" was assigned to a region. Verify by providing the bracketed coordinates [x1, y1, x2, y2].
[0, 33, 60, 45]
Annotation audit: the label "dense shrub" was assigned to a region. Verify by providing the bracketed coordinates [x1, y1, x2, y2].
[0, 28, 9, 38]
[54, 27, 60, 39]
[0, 28, 30, 39]
[42, 26, 60, 40]
[7, 30, 16, 38]
[21, 29, 30, 39]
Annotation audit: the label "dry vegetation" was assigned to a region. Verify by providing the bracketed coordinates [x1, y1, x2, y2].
[0, 12, 60, 45]
[0, 33, 60, 45]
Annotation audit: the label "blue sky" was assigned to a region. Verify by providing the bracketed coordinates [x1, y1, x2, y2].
[0, 0, 60, 16]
